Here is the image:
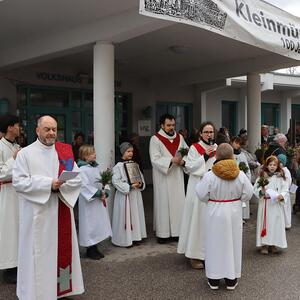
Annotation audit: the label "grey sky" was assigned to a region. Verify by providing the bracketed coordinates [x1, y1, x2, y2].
[265, 0, 300, 17]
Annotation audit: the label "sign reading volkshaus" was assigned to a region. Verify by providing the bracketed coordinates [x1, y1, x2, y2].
[140, 0, 300, 60]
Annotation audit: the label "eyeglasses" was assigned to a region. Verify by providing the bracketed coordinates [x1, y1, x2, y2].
[202, 131, 214, 134]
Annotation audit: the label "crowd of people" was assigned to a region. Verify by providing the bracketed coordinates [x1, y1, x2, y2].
[0, 113, 300, 298]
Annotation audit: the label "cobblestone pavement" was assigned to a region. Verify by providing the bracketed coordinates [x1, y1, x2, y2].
[1, 189, 300, 299]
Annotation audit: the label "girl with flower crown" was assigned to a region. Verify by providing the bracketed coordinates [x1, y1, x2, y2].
[254, 155, 289, 255]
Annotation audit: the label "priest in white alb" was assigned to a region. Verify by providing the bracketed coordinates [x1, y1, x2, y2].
[149, 114, 188, 243]
[0, 115, 21, 284]
[196, 143, 253, 291]
[12, 115, 84, 300]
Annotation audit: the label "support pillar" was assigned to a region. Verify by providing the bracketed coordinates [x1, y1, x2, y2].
[93, 41, 115, 169]
[247, 73, 261, 153]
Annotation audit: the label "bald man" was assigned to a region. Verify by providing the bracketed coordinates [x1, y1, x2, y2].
[12, 116, 84, 300]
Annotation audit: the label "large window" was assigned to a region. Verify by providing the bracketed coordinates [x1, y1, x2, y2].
[292, 104, 300, 123]
[222, 101, 237, 136]
[261, 103, 280, 134]
[0, 98, 9, 115]
[156, 102, 193, 133]
[17, 85, 132, 146]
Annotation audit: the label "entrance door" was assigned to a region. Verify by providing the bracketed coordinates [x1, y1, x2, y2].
[222, 101, 237, 136]
[26, 107, 70, 143]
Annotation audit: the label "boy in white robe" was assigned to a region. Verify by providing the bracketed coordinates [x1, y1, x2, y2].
[177, 121, 217, 269]
[78, 145, 112, 260]
[0, 115, 20, 284]
[112, 142, 147, 247]
[149, 114, 188, 243]
[12, 116, 84, 300]
[196, 143, 253, 290]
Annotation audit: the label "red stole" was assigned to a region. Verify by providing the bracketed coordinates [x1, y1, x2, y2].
[155, 132, 180, 156]
[55, 142, 73, 297]
[193, 142, 216, 158]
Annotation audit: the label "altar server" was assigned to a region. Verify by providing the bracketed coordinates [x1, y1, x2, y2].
[112, 142, 146, 247]
[149, 114, 188, 243]
[0, 115, 20, 284]
[196, 143, 253, 290]
[177, 121, 217, 269]
[78, 145, 112, 260]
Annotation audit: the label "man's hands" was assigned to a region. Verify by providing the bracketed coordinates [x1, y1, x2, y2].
[51, 179, 64, 191]
[205, 146, 215, 156]
[171, 156, 185, 166]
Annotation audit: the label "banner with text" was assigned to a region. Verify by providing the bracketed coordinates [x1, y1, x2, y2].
[140, 0, 300, 60]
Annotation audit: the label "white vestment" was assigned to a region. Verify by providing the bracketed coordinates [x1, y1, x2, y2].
[283, 167, 292, 229]
[0, 138, 19, 269]
[234, 151, 252, 219]
[12, 140, 84, 300]
[111, 162, 146, 247]
[196, 170, 253, 280]
[149, 129, 187, 238]
[254, 174, 289, 248]
[177, 141, 216, 260]
[78, 163, 112, 247]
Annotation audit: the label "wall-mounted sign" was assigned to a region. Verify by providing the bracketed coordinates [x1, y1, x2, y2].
[138, 120, 151, 136]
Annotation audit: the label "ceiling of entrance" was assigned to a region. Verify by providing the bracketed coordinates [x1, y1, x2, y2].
[0, 0, 298, 80]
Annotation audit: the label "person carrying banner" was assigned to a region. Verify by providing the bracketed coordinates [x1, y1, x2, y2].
[12, 115, 84, 300]
[149, 114, 188, 243]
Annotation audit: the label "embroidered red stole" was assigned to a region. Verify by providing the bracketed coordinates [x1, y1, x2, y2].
[55, 142, 73, 297]
[193, 143, 216, 158]
[155, 132, 180, 156]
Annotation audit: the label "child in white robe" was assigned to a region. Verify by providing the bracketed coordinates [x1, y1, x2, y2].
[196, 143, 253, 290]
[78, 145, 112, 260]
[112, 142, 147, 247]
[254, 155, 289, 254]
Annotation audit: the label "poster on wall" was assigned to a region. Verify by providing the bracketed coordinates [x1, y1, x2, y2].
[140, 0, 300, 61]
[138, 120, 152, 136]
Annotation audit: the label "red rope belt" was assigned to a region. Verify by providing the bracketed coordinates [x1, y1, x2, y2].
[125, 194, 133, 231]
[209, 198, 241, 203]
[261, 196, 270, 237]
[0, 180, 12, 190]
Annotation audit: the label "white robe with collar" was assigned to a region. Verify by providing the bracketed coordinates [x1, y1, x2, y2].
[196, 170, 253, 280]
[0, 138, 20, 269]
[111, 161, 146, 247]
[78, 164, 112, 247]
[234, 151, 252, 219]
[149, 129, 187, 238]
[12, 140, 84, 300]
[254, 174, 289, 248]
[177, 140, 217, 260]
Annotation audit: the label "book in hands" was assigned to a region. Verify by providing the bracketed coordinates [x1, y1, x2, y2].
[58, 170, 79, 182]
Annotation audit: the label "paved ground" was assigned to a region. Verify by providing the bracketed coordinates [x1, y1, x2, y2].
[1, 188, 300, 299]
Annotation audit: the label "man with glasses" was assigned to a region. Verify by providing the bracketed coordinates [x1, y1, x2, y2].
[149, 114, 188, 244]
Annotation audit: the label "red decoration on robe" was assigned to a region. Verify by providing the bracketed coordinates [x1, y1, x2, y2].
[155, 132, 180, 157]
[55, 142, 74, 297]
[193, 143, 216, 158]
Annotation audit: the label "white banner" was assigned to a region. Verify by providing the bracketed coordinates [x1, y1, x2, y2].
[140, 0, 300, 60]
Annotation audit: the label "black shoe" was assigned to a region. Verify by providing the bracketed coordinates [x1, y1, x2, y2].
[86, 246, 104, 260]
[157, 237, 169, 244]
[170, 236, 179, 242]
[225, 278, 238, 290]
[207, 278, 220, 290]
[3, 267, 17, 284]
[133, 241, 141, 246]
